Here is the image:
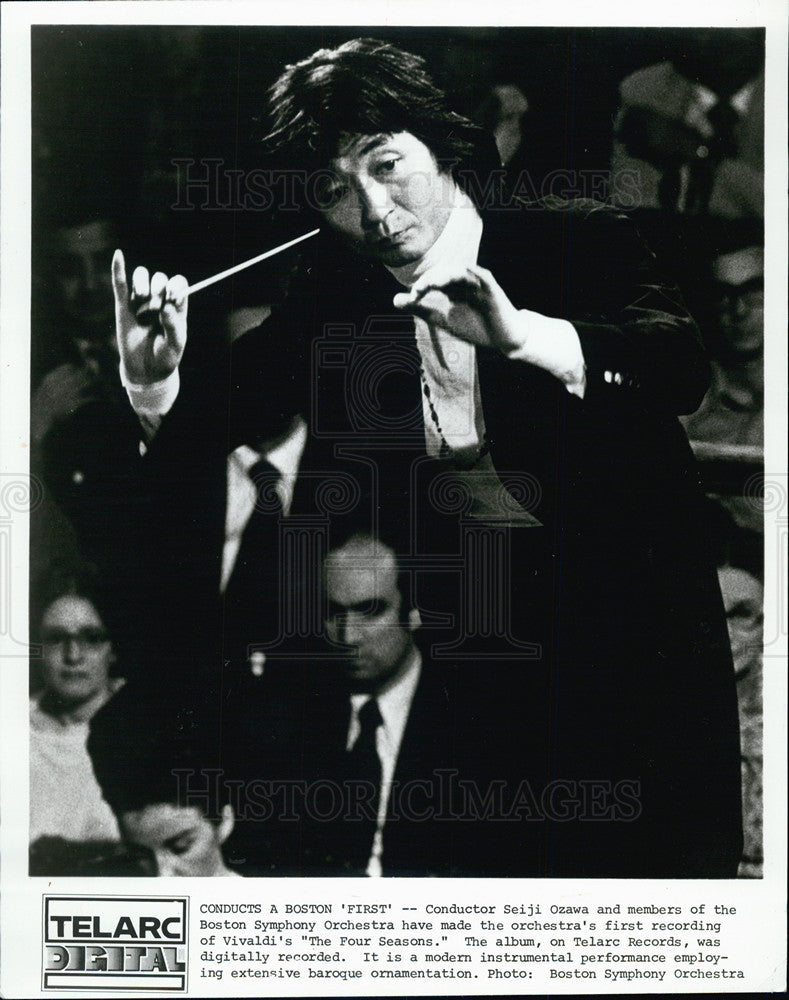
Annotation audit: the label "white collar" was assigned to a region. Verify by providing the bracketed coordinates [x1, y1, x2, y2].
[264, 416, 308, 480]
[386, 183, 483, 289]
[694, 77, 756, 116]
[730, 78, 757, 116]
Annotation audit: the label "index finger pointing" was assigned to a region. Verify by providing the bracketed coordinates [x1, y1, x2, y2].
[111, 249, 128, 300]
[112, 249, 136, 326]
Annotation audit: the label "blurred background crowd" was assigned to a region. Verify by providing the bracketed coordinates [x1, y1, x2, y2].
[29, 26, 765, 878]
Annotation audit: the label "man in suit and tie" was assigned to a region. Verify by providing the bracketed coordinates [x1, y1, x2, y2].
[109, 326, 313, 686]
[111, 37, 742, 876]
[111, 316, 373, 690]
[228, 518, 548, 878]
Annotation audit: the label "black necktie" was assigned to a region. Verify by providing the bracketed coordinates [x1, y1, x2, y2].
[706, 99, 739, 160]
[683, 99, 740, 214]
[223, 459, 283, 661]
[342, 698, 383, 873]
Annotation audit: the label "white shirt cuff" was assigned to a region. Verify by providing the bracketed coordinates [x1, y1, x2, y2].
[506, 311, 587, 399]
[120, 364, 181, 417]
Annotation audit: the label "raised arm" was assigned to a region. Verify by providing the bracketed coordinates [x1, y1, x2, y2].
[111, 250, 189, 436]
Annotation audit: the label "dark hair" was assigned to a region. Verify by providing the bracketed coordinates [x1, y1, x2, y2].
[88, 686, 230, 820]
[32, 560, 110, 643]
[263, 38, 484, 179]
[325, 517, 416, 616]
[323, 461, 464, 620]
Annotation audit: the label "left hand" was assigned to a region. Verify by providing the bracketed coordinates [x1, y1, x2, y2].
[393, 263, 526, 355]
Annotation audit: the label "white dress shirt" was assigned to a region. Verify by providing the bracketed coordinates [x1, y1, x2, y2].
[387, 182, 587, 467]
[388, 183, 586, 525]
[346, 647, 422, 877]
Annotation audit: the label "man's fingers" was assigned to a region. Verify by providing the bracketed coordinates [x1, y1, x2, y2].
[409, 265, 482, 299]
[112, 258, 189, 383]
[407, 277, 482, 309]
[161, 275, 188, 330]
[132, 268, 166, 327]
[393, 293, 445, 327]
[111, 250, 135, 325]
[393, 287, 447, 310]
[149, 271, 168, 309]
[165, 274, 188, 307]
[132, 266, 151, 302]
[407, 302, 443, 325]
[467, 263, 500, 294]
[111, 249, 129, 300]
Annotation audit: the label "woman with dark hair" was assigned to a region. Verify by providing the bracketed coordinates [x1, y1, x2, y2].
[29, 561, 125, 874]
[88, 689, 240, 877]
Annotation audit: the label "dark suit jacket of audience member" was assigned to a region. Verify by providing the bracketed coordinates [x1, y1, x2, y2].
[225, 643, 549, 878]
[112, 320, 378, 692]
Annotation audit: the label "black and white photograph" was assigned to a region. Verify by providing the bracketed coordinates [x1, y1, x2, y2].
[1, 3, 786, 996]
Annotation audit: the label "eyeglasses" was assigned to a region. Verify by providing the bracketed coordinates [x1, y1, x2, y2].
[42, 628, 109, 651]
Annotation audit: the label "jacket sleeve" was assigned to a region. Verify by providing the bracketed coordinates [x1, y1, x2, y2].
[564, 201, 711, 415]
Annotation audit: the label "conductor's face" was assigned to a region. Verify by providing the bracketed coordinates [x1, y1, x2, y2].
[324, 536, 419, 692]
[319, 132, 455, 266]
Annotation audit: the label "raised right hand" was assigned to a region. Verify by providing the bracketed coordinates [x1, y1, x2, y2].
[111, 250, 188, 385]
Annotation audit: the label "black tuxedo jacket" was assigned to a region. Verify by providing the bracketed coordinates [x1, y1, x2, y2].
[241, 199, 741, 876]
[122, 198, 742, 876]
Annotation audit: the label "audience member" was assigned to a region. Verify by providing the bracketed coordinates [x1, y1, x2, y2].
[32, 211, 119, 415]
[476, 83, 529, 166]
[718, 564, 763, 878]
[31, 210, 141, 592]
[229, 517, 545, 877]
[29, 562, 124, 875]
[88, 689, 240, 876]
[682, 223, 763, 450]
[682, 220, 764, 538]
[611, 31, 763, 217]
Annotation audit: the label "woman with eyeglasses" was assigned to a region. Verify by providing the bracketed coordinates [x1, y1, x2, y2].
[29, 561, 125, 874]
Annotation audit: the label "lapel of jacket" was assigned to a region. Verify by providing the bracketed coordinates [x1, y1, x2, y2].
[472, 205, 565, 527]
